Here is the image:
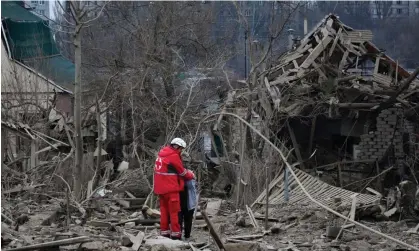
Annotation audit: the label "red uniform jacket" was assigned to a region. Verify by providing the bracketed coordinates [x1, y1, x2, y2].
[153, 146, 194, 195]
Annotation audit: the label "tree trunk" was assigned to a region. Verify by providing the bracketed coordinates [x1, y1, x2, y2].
[72, 1, 84, 200]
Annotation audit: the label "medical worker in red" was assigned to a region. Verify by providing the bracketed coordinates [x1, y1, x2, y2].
[153, 138, 195, 240]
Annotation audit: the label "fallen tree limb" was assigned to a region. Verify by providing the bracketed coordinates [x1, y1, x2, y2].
[201, 112, 419, 251]
[4, 236, 91, 251]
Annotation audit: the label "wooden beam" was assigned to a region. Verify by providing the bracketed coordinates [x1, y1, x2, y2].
[284, 166, 290, 203]
[200, 205, 225, 251]
[374, 56, 381, 74]
[337, 163, 343, 187]
[329, 27, 342, 57]
[300, 34, 333, 69]
[308, 116, 317, 158]
[375, 161, 382, 194]
[2, 129, 6, 163]
[339, 50, 349, 71]
[246, 205, 259, 230]
[3, 236, 91, 251]
[286, 121, 306, 169]
[30, 139, 38, 170]
[312, 61, 327, 80]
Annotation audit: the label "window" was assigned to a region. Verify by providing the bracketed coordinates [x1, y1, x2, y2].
[245, 9, 251, 16]
[31, 0, 38, 4]
[397, 8, 402, 14]
[396, 0, 401, 5]
[39, 1, 44, 5]
[259, 1, 264, 5]
[38, 9, 45, 15]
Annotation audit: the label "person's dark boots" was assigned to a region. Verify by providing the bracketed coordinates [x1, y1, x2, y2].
[171, 236, 181, 240]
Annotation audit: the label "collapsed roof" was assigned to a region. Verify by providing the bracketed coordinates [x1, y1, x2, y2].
[261, 14, 419, 118]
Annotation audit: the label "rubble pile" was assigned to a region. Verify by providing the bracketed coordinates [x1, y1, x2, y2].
[2, 13, 419, 251]
[2, 190, 419, 251]
[261, 14, 419, 118]
[110, 169, 152, 198]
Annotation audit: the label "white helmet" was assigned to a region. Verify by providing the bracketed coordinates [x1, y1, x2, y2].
[170, 138, 186, 148]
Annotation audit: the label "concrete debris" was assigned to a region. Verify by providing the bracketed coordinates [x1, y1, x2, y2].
[205, 199, 222, 216]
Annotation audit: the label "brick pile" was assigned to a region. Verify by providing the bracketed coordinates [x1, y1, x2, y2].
[358, 108, 404, 160]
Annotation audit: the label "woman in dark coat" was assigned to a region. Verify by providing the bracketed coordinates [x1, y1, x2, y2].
[179, 179, 197, 240]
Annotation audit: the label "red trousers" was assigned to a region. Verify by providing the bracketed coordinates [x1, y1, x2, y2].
[159, 192, 181, 238]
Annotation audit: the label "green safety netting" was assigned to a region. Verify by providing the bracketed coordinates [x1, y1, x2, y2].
[1, 1, 42, 22]
[1, 1, 74, 92]
[2, 19, 60, 60]
[24, 56, 75, 91]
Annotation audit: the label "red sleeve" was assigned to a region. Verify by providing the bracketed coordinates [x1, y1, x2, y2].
[171, 154, 194, 180]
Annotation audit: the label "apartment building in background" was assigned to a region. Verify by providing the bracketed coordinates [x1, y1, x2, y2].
[370, 0, 419, 19]
[24, 0, 50, 20]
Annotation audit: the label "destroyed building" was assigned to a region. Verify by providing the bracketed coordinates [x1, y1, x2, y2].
[237, 14, 419, 218]
[1, 10, 419, 251]
[1, 1, 107, 176]
[209, 14, 419, 218]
